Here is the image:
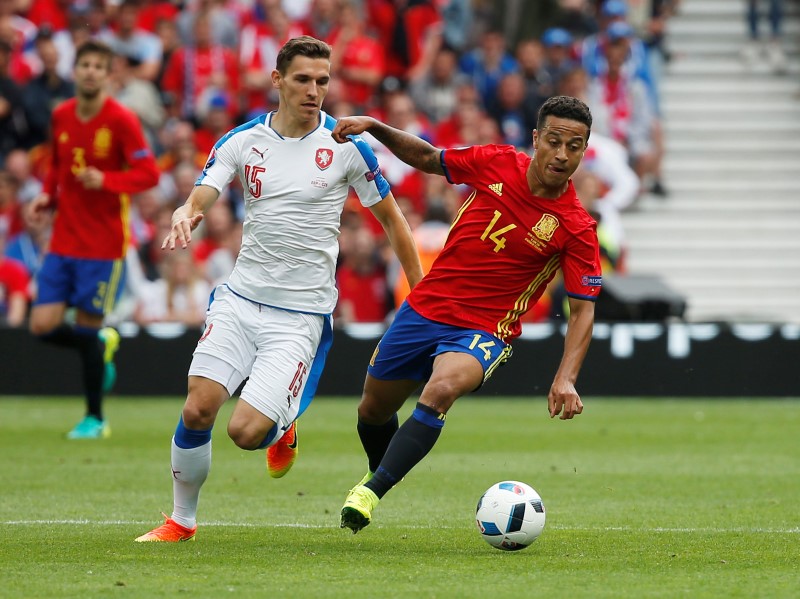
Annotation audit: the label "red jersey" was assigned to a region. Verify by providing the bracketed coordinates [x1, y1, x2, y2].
[46, 97, 160, 259]
[407, 145, 601, 343]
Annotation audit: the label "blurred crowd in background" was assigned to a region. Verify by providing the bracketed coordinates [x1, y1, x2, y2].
[0, 0, 683, 329]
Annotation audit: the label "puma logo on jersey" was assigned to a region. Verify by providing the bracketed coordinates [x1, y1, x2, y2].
[251, 146, 267, 159]
[489, 183, 503, 196]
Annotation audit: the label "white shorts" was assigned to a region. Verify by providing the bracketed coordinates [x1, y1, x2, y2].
[189, 285, 333, 442]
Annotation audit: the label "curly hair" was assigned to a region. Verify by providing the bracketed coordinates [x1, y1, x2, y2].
[537, 96, 592, 136]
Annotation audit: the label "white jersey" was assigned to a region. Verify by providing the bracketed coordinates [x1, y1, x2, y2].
[196, 111, 390, 314]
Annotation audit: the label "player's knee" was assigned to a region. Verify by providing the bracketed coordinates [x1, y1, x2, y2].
[420, 379, 460, 411]
[181, 402, 217, 430]
[29, 318, 57, 337]
[357, 394, 394, 424]
[227, 423, 264, 451]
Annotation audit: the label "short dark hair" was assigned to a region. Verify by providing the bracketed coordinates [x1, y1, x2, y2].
[537, 95, 592, 136]
[74, 39, 114, 70]
[276, 36, 331, 74]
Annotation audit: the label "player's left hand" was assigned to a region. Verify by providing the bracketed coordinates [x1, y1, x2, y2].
[547, 380, 584, 420]
[76, 166, 105, 189]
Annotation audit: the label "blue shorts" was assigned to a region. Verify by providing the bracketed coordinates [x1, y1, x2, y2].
[368, 302, 513, 384]
[34, 253, 126, 316]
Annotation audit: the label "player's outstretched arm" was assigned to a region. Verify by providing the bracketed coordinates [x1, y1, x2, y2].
[162, 184, 220, 250]
[332, 116, 445, 176]
[370, 192, 424, 290]
[548, 297, 595, 420]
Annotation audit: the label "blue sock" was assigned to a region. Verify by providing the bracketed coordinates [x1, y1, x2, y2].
[365, 403, 445, 498]
[174, 417, 212, 449]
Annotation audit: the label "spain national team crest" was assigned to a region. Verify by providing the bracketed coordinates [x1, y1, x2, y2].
[532, 214, 559, 241]
[93, 127, 112, 158]
[315, 148, 333, 170]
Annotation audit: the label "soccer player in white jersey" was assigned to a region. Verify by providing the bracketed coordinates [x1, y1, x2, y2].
[135, 36, 423, 542]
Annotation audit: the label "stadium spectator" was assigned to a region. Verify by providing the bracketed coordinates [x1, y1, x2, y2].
[204, 218, 241, 287]
[193, 91, 235, 155]
[133, 249, 211, 326]
[25, 0, 72, 33]
[541, 27, 578, 87]
[581, 1, 657, 111]
[329, 0, 385, 112]
[552, 0, 600, 39]
[176, 0, 239, 50]
[168, 161, 202, 207]
[153, 13, 180, 92]
[368, 0, 443, 82]
[488, 72, 537, 148]
[409, 45, 469, 124]
[4, 149, 43, 205]
[0, 0, 38, 83]
[369, 90, 432, 215]
[0, 238, 29, 327]
[190, 197, 237, 269]
[331, 95, 600, 533]
[0, 169, 23, 241]
[0, 39, 28, 161]
[301, 0, 339, 42]
[5, 195, 52, 283]
[239, 4, 304, 117]
[161, 10, 240, 121]
[155, 119, 206, 174]
[128, 186, 165, 251]
[439, 0, 473, 52]
[389, 196, 451, 310]
[135, 0, 180, 34]
[27, 40, 160, 440]
[514, 38, 554, 119]
[51, 4, 106, 80]
[136, 203, 173, 282]
[110, 51, 166, 148]
[433, 83, 486, 148]
[22, 30, 74, 148]
[100, 0, 163, 82]
[585, 23, 658, 197]
[578, 131, 638, 253]
[459, 28, 519, 108]
[742, 0, 787, 73]
[335, 226, 391, 324]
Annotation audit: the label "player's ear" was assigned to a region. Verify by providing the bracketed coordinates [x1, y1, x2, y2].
[271, 69, 281, 89]
[532, 129, 539, 151]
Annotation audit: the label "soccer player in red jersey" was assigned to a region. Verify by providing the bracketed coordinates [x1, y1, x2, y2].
[332, 96, 601, 533]
[28, 40, 160, 440]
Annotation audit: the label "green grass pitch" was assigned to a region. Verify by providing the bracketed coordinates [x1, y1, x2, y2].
[1, 396, 798, 598]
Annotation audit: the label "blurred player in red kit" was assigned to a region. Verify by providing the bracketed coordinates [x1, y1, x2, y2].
[29, 40, 160, 439]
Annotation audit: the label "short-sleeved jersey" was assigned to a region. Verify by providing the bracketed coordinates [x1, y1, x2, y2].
[407, 144, 602, 343]
[46, 97, 159, 260]
[196, 110, 391, 314]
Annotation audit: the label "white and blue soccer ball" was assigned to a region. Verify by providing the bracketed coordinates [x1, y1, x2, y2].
[475, 481, 546, 551]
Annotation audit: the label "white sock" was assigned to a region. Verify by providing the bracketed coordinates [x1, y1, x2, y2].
[170, 438, 211, 529]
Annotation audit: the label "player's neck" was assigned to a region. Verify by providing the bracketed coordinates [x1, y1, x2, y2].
[75, 92, 107, 122]
[270, 109, 319, 139]
[526, 165, 568, 199]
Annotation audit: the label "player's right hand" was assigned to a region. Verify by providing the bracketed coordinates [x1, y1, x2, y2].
[331, 117, 374, 143]
[162, 214, 204, 250]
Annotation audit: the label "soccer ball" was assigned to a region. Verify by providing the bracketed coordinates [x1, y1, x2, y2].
[475, 481, 546, 551]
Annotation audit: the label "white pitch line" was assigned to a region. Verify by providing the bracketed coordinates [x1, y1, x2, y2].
[2, 520, 799, 534]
